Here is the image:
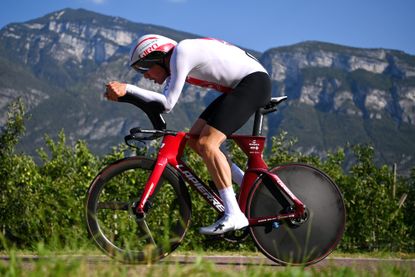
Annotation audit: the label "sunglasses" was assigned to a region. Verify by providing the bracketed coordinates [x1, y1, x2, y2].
[131, 60, 156, 74]
[131, 52, 166, 74]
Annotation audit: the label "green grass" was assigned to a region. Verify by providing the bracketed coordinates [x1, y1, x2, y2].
[3, 249, 414, 260]
[1, 251, 413, 277]
[331, 250, 415, 260]
[1, 246, 414, 277]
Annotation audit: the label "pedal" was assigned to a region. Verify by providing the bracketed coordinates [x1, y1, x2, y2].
[202, 234, 224, 243]
[224, 228, 249, 243]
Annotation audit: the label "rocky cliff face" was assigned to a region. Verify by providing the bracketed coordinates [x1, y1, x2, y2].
[1, 8, 414, 173]
[260, 42, 415, 172]
[2, 11, 133, 65]
[0, 8, 200, 151]
[262, 42, 415, 124]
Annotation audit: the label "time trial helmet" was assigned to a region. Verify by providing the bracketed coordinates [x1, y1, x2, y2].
[129, 34, 177, 73]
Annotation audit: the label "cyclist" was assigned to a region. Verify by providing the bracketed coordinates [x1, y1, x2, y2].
[105, 34, 271, 235]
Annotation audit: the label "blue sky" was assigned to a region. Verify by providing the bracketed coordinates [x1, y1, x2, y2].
[1, 0, 414, 55]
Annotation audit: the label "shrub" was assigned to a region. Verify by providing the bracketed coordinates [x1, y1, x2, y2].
[0, 100, 414, 253]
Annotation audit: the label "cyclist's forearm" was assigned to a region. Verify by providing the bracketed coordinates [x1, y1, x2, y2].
[126, 84, 169, 112]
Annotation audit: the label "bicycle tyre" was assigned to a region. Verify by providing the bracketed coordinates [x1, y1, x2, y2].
[86, 157, 191, 263]
[247, 163, 345, 266]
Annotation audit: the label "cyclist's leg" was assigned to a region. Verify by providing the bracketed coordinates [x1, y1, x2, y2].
[196, 72, 270, 190]
[188, 120, 245, 187]
[187, 118, 207, 154]
[187, 101, 247, 234]
[194, 72, 271, 235]
[197, 125, 248, 235]
[188, 118, 244, 226]
[197, 125, 230, 191]
[187, 90, 228, 153]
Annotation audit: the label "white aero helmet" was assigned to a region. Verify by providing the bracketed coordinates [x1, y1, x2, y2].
[129, 34, 177, 73]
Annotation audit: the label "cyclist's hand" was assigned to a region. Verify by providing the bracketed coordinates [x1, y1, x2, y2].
[105, 81, 127, 101]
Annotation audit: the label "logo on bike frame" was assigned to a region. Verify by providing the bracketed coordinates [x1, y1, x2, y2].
[176, 164, 225, 212]
[249, 139, 260, 153]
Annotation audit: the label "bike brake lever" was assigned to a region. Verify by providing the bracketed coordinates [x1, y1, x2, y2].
[261, 107, 278, 115]
[124, 134, 146, 149]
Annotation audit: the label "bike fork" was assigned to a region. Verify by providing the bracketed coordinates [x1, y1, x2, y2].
[134, 156, 168, 218]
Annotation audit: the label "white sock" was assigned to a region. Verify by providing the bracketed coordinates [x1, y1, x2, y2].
[219, 186, 243, 217]
[231, 162, 244, 187]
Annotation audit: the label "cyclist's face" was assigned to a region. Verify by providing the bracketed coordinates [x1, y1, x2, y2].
[143, 64, 168, 85]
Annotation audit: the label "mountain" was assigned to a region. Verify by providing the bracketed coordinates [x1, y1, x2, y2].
[0, 8, 203, 152]
[1, 8, 414, 174]
[261, 42, 415, 172]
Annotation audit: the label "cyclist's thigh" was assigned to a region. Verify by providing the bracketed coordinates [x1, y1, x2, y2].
[188, 118, 207, 152]
[202, 72, 271, 136]
[189, 118, 208, 136]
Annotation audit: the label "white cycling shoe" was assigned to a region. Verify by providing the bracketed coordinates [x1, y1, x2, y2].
[199, 213, 249, 235]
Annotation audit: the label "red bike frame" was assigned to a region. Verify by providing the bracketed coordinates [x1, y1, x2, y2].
[135, 131, 306, 226]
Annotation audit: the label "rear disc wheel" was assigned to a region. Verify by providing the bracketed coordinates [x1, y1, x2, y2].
[247, 163, 345, 266]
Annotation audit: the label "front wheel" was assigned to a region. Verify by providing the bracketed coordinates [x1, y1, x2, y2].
[85, 157, 191, 263]
[247, 164, 346, 266]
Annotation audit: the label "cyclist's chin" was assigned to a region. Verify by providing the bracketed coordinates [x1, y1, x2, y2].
[155, 78, 167, 85]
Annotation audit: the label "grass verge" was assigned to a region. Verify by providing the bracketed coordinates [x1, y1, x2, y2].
[1, 249, 414, 277]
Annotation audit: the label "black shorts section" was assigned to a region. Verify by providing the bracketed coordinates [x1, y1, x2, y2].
[199, 72, 271, 136]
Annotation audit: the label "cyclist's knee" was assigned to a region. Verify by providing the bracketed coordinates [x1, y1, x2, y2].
[197, 137, 219, 158]
[187, 137, 200, 153]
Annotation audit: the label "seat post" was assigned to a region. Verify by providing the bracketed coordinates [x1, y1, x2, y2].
[252, 109, 264, 136]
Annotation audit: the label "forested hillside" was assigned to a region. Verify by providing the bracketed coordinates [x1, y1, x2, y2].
[1, 8, 414, 173]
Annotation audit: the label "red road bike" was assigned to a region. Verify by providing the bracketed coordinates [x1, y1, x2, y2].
[85, 95, 346, 266]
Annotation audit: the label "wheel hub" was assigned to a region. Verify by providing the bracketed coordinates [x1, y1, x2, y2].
[289, 206, 309, 227]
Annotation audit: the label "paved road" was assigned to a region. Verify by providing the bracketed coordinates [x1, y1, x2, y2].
[168, 254, 415, 269]
[2, 254, 414, 270]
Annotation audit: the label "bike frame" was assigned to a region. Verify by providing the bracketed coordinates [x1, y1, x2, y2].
[135, 131, 306, 226]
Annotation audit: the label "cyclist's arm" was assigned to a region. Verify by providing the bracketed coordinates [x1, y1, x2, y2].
[160, 45, 192, 112]
[124, 41, 195, 113]
[124, 73, 185, 113]
[125, 83, 169, 111]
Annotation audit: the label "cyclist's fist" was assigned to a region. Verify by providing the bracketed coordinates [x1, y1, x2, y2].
[105, 81, 127, 101]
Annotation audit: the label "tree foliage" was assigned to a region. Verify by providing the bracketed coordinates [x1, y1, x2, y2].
[0, 100, 414, 252]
